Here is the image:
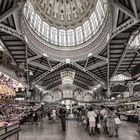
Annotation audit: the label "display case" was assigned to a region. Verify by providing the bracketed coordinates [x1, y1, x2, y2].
[0, 123, 21, 140]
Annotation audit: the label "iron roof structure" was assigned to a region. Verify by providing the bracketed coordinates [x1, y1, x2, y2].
[0, 0, 140, 97]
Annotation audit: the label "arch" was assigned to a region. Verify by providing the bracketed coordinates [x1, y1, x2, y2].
[73, 88, 83, 100]
[53, 88, 62, 101]
[83, 92, 93, 102]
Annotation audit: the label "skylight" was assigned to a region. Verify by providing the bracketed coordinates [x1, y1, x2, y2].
[92, 84, 101, 91]
[111, 74, 131, 82]
[61, 71, 75, 85]
[0, 43, 4, 51]
[129, 32, 140, 49]
[23, 0, 107, 47]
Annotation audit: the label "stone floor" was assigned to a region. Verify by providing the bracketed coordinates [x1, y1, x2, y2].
[19, 118, 139, 140]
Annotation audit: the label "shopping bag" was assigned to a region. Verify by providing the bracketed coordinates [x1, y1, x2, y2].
[114, 117, 121, 125]
[97, 123, 102, 128]
[83, 119, 86, 124]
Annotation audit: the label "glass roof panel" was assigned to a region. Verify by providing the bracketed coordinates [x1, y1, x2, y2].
[0, 41, 4, 51]
[67, 29, 75, 46]
[75, 26, 84, 45]
[111, 74, 131, 82]
[50, 27, 58, 45]
[23, 0, 107, 47]
[130, 33, 140, 49]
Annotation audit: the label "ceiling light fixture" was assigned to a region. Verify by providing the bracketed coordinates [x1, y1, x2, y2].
[61, 70, 75, 85]
[88, 53, 92, 57]
[43, 53, 48, 57]
[66, 58, 70, 64]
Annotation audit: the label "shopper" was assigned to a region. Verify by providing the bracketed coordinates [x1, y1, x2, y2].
[107, 107, 120, 137]
[81, 106, 86, 124]
[85, 107, 89, 130]
[52, 108, 56, 121]
[87, 107, 97, 136]
[100, 105, 108, 134]
[47, 108, 52, 120]
[59, 106, 67, 131]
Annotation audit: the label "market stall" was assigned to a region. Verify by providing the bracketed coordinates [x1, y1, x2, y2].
[0, 122, 21, 140]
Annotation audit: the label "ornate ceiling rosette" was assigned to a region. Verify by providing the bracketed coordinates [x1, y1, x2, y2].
[30, 0, 97, 29]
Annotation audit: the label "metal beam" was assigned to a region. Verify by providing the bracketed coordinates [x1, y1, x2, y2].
[111, 81, 126, 87]
[134, 82, 140, 86]
[129, 44, 140, 56]
[86, 71, 105, 88]
[32, 61, 106, 88]
[74, 79, 90, 89]
[43, 71, 60, 82]
[112, 0, 136, 20]
[111, 30, 140, 79]
[28, 61, 51, 71]
[31, 62, 65, 86]
[28, 55, 42, 62]
[0, 0, 25, 22]
[84, 58, 89, 69]
[25, 44, 29, 100]
[13, 10, 22, 32]
[85, 61, 107, 71]
[45, 79, 61, 88]
[51, 62, 66, 71]
[0, 37, 17, 64]
[71, 62, 106, 88]
[111, 0, 139, 37]
[130, 0, 139, 20]
[93, 55, 107, 61]
[0, 23, 23, 40]
[107, 44, 111, 98]
[112, 7, 119, 31]
[111, 46, 129, 78]
[112, 18, 139, 38]
[31, 71, 52, 87]
[47, 58, 52, 68]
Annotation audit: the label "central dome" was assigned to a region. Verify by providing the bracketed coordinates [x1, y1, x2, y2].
[30, 0, 96, 29]
[22, 0, 111, 61]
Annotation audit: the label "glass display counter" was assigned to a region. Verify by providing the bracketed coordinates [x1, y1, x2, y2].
[0, 123, 21, 140]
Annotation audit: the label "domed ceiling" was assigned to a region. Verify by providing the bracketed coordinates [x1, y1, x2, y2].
[30, 0, 96, 29]
[22, 0, 111, 61]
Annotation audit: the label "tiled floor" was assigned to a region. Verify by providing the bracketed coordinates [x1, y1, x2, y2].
[19, 118, 139, 140]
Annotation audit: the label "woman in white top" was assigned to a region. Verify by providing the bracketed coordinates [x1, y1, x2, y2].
[52, 108, 56, 121]
[87, 107, 97, 135]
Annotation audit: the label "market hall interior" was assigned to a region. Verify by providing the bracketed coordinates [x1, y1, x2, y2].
[0, 0, 140, 140]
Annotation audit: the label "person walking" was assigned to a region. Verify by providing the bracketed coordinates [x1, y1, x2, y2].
[87, 107, 97, 136]
[59, 106, 67, 131]
[100, 105, 108, 134]
[107, 107, 120, 137]
[52, 108, 56, 121]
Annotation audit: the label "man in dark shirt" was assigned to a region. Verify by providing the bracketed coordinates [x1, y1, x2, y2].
[0, 110, 3, 116]
[59, 106, 67, 131]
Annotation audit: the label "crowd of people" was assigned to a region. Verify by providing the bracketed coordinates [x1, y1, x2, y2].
[45, 106, 67, 131]
[73, 105, 121, 137]
[0, 104, 45, 125]
[2, 103, 140, 137]
[43, 105, 122, 136]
